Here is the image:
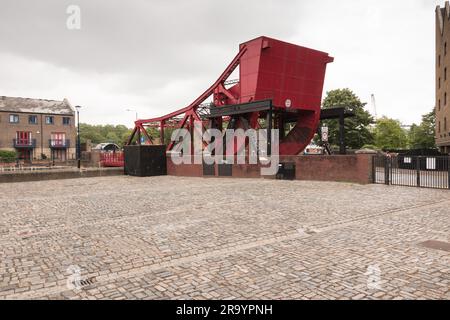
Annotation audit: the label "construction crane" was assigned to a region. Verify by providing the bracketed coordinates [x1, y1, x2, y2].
[371, 94, 378, 120]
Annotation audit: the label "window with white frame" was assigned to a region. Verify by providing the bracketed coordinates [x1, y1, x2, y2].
[45, 116, 54, 125]
[9, 114, 19, 123]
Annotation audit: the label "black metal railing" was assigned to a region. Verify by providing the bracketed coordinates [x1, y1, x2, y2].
[49, 139, 70, 148]
[373, 155, 450, 189]
[13, 139, 36, 148]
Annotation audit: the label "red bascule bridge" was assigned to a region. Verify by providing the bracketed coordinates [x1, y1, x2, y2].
[126, 36, 333, 168]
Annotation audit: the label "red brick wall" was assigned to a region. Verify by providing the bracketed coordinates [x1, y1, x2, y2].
[231, 163, 262, 179]
[166, 154, 374, 184]
[166, 160, 203, 177]
[280, 154, 373, 184]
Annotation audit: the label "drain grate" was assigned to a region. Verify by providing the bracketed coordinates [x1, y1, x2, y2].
[419, 240, 450, 252]
[72, 277, 96, 288]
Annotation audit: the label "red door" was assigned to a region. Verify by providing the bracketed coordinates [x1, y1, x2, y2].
[51, 132, 65, 147]
[16, 131, 32, 160]
[18, 150, 31, 160]
[16, 131, 30, 145]
[51, 133, 67, 161]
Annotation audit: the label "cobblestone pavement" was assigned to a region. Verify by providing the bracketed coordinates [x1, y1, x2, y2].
[0, 176, 448, 300]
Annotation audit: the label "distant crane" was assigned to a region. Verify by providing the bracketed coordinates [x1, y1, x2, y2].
[370, 94, 412, 129]
[371, 94, 377, 120]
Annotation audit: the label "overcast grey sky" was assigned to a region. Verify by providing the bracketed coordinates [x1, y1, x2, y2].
[0, 0, 442, 127]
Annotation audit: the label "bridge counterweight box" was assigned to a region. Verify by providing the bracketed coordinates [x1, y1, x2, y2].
[124, 145, 167, 177]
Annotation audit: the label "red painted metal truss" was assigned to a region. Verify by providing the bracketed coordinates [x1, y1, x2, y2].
[127, 36, 333, 156]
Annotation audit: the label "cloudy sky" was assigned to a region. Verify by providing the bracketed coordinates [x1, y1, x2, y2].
[0, 0, 443, 127]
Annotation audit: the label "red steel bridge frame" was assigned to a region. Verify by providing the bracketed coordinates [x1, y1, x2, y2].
[127, 45, 249, 153]
[127, 37, 333, 157]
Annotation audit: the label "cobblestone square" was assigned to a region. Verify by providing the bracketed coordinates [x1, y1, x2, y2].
[0, 176, 448, 300]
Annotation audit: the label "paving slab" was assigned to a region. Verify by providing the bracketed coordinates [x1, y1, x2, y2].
[0, 176, 448, 299]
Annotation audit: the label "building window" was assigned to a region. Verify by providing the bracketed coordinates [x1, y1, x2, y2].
[62, 117, 71, 125]
[9, 114, 19, 123]
[439, 121, 441, 133]
[445, 92, 447, 106]
[439, 77, 441, 89]
[445, 42, 447, 56]
[439, 55, 441, 67]
[439, 99, 441, 111]
[45, 116, 54, 125]
[16, 131, 32, 146]
[445, 118, 448, 131]
[50, 132, 66, 148]
[28, 115, 38, 124]
[446, 68, 447, 81]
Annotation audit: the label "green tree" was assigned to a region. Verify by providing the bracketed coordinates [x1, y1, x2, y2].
[321, 88, 374, 149]
[408, 109, 436, 149]
[79, 124, 103, 144]
[121, 130, 133, 145]
[374, 117, 408, 150]
[79, 123, 134, 147]
[105, 132, 120, 143]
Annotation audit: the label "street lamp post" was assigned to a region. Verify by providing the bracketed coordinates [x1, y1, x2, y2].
[75, 105, 82, 169]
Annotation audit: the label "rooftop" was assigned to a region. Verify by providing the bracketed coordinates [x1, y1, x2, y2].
[0, 96, 75, 115]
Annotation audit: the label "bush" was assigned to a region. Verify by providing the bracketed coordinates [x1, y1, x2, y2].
[0, 150, 17, 163]
[362, 144, 378, 150]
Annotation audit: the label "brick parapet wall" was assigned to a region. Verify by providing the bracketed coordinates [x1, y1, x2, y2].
[166, 154, 374, 184]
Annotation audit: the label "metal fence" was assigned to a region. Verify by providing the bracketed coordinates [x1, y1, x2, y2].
[373, 155, 450, 189]
[100, 152, 124, 167]
[0, 157, 75, 173]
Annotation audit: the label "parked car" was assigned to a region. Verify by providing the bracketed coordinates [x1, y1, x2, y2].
[92, 143, 121, 152]
[303, 144, 324, 155]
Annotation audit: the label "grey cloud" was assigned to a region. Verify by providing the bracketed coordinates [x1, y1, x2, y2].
[0, 0, 440, 126]
[0, 0, 304, 77]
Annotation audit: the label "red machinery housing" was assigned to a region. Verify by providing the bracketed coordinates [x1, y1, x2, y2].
[127, 36, 333, 155]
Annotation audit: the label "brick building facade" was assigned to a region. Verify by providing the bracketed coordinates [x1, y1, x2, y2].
[0, 96, 76, 161]
[436, 3, 450, 153]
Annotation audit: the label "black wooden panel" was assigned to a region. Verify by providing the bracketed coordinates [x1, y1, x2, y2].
[203, 163, 215, 176]
[218, 163, 232, 176]
[207, 100, 272, 118]
[276, 162, 295, 180]
[124, 145, 167, 177]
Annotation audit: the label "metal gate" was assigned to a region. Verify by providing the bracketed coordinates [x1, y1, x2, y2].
[373, 155, 450, 189]
[100, 152, 124, 167]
